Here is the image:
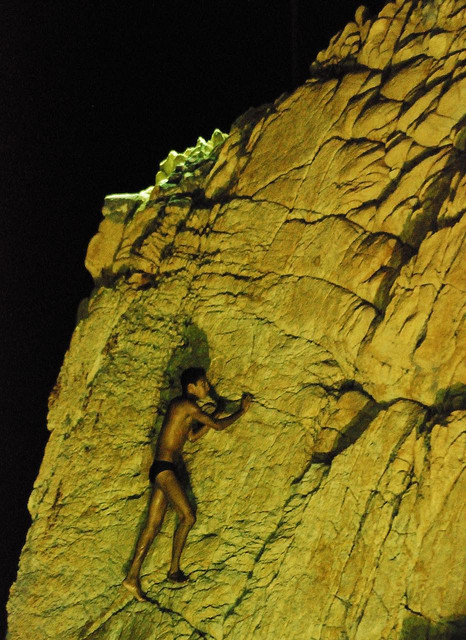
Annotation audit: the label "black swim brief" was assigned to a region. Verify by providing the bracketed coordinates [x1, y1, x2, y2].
[149, 459, 178, 484]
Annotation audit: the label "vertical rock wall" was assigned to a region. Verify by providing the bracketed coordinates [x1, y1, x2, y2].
[8, 1, 466, 638]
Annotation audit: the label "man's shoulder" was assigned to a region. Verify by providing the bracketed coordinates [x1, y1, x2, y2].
[170, 396, 198, 413]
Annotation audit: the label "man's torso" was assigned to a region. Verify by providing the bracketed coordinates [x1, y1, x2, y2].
[154, 397, 196, 462]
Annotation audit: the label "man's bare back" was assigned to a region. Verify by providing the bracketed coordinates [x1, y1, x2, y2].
[123, 367, 251, 601]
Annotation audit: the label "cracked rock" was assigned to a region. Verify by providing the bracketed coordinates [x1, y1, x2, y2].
[7, 1, 466, 639]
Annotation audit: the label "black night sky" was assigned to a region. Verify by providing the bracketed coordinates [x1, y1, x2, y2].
[1, 0, 387, 632]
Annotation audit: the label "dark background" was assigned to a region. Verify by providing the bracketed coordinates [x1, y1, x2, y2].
[1, 0, 386, 634]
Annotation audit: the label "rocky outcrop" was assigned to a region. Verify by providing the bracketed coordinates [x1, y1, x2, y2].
[8, 1, 466, 638]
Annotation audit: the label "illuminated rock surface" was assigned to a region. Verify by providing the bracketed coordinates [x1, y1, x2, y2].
[8, 1, 466, 638]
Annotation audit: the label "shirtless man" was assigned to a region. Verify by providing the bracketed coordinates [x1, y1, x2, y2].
[123, 366, 252, 601]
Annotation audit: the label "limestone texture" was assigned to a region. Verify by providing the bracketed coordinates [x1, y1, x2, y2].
[7, 1, 466, 638]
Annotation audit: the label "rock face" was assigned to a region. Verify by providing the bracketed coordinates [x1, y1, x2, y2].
[8, 1, 466, 638]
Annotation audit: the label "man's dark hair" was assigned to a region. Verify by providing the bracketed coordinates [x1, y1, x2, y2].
[180, 367, 206, 396]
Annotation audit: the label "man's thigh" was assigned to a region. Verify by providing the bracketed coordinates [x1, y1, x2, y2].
[146, 484, 168, 526]
[156, 470, 192, 517]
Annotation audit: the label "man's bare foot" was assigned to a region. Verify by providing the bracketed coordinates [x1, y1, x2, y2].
[167, 569, 189, 583]
[122, 577, 149, 602]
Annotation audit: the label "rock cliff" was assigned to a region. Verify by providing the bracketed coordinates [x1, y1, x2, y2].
[8, 1, 466, 638]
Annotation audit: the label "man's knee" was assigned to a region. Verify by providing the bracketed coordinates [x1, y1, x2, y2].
[181, 510, 196, 527]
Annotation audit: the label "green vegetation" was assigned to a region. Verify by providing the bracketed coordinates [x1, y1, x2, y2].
[155, 129, 228, 188]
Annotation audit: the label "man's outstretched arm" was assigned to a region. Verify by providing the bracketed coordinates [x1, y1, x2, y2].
[187, 403, 221, 442]
[190, 394, 252, 435]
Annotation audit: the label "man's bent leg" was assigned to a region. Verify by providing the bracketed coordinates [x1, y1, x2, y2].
[123, 484, 168, 600]
[155, 470, 196, 580]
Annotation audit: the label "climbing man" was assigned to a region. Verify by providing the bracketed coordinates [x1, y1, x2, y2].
[123, 366, 252, 601]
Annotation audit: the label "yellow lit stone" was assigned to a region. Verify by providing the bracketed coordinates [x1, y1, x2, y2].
[8, 1, 466, 639]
